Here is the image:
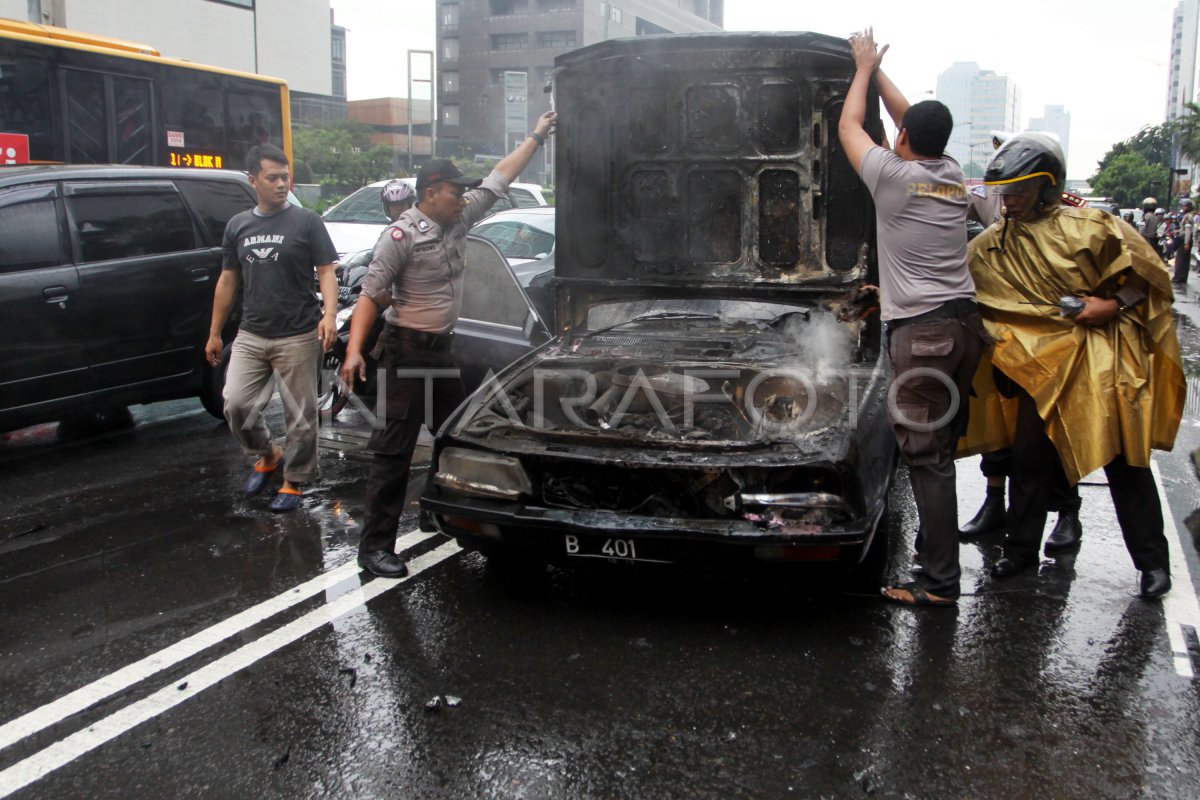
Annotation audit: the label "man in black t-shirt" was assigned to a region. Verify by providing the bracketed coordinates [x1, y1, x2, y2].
[206, 144, 339, 512]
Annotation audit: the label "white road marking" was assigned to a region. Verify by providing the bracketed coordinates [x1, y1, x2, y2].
[0, 530, 436, 754]
[1152, 460, 1200, 678]
[0, 539, 461, 799]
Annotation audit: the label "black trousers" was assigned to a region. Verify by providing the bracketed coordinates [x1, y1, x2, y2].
[888, 310, 985, 598]
[1006, 387, 1169, 571]
[358, 342, 465, 557]
[1173, 242, 1192, 283]
[978, 448, 1080, 512]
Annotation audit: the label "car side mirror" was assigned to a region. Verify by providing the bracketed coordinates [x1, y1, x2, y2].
[523, 309, 548, 341]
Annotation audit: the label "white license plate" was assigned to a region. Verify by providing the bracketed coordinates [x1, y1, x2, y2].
[563, 534, 671, 563]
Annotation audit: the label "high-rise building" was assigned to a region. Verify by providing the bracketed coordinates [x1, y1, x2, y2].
[3, 0, 347, 126]
[936, 61, 1021, 181]
[1167, 0, 1199, 122]
[1028, 105, 1071, 167]
[436, 0, 724, 181]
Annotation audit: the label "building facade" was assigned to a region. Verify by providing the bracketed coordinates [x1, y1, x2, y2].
[347, 98, 433, 165]
[436, 0, 723, 182]
[5, 0, 346, 125]
[1028, 104, 1071, 168]
[1167, 0, 1199, 123]
[936, 61, 1021, 181]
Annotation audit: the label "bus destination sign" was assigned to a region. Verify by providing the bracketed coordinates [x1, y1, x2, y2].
[169, 152, 225, 169]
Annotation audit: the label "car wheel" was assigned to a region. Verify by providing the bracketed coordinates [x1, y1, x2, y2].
[200, 344, 232, 420]
[846, 505, 891, 592]
[58, 405, 134, 438]
[317, 348, 349, 421]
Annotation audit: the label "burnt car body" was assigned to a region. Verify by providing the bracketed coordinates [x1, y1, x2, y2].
[421, 32, 895, 574]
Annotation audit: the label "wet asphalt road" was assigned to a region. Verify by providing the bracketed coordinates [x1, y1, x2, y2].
[3, 287, 1200, 798]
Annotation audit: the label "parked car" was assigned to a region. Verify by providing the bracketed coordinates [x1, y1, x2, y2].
[470, 205, 556, 327]
[322, 177, 549, 257]
[319, 236, 554, 420]
[0, 164, 257, 433]
[420, 32, 896, 578]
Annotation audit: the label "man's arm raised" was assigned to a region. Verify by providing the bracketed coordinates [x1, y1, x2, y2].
[838, 28, 889, 174]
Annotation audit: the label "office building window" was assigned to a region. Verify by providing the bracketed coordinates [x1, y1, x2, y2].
[491, 33, 529, 51]
[443, 105, 460, 126]
[537, 30, 576, 48]
[331, 36, 345, 62]
[442, 3, 460, 28]
[443, 38, 460, 60]
[442, 71, 460, 93]
[491, 0, 529, 14]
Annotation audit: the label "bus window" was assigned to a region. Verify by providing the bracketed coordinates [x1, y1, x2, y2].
[65, 70, 109, 164]
[112, 76, 152, 165]
[163, 87, 226, 152]
[227, 89, 284, 170]
[0, 48, 56, 162]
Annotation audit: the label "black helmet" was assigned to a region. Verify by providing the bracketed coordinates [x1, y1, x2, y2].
[984, 133, 1065, 207]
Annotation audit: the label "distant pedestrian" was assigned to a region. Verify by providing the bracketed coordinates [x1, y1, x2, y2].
[1174, 197, 1195, 284]
[1139, 197, 1160, 254]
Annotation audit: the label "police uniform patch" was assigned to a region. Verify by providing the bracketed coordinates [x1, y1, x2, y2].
[391, 228, 405, 241]
[417, 219, 430, 232]
[971, 185, 987, 198]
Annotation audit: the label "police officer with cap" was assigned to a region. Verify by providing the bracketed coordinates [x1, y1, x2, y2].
[342, 111, 557, 577]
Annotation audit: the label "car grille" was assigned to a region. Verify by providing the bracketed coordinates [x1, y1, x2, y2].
[531, 458, 848, 521]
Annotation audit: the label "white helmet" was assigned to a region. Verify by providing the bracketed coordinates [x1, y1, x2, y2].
[381, 179, 415, 206]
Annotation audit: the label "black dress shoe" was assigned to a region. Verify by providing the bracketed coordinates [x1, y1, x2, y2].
[358, 550, 409, 578]
[960, 492, 1005, 538]
[991, 553, 1039, 578]
[1139, 568, 1171, 599]
[1044, 509, 1082, 553]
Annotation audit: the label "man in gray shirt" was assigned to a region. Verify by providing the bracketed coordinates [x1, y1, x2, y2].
[838, 28, 985, 607]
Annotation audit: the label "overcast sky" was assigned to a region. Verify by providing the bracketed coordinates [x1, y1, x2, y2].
[331, 0, 1177, 179]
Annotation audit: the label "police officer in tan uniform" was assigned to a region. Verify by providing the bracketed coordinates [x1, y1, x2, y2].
[341, 111, 556, 577]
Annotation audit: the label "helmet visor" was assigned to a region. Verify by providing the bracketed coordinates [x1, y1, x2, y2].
[988, 175, 1046, 196]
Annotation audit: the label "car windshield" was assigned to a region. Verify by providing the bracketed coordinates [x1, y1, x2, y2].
[585, 299, 809, 333]
[473, 212, 555, 260]
[322, 185, 389, 224]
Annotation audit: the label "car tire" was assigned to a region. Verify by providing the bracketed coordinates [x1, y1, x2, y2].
[847, 505, 891, 592]
[200, 343, 232, 420]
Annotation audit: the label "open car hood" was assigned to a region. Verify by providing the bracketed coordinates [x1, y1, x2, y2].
[553, 32, 878, 296]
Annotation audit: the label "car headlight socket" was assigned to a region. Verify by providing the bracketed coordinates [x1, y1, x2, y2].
[434, 447, 533, 500]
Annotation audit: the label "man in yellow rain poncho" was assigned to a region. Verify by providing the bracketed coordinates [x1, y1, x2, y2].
[963, 132, 1185, 599]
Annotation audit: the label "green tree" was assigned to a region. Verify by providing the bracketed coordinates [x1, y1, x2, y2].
[1175, 102, 1200, 165]
[292, 120, 399, 186]
[1090, 152, 1166, 208]
[1090, 123, 1172, 207]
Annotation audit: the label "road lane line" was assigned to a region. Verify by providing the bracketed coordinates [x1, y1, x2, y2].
[0, 539, 462, 798]
[0, 530, 436, 754]
[1152, 461, 1200, 679]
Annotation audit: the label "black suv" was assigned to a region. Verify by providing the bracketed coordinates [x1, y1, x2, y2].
[0, 164, 257, 433]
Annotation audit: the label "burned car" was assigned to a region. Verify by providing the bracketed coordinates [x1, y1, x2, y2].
[421, 32, 895, 574]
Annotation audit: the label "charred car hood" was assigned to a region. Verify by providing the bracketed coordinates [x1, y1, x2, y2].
[553, 32, 877, 296]
[447, 305, 886, 465]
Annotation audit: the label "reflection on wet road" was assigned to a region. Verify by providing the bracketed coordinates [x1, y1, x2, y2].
[1, 279, 1200, 798]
